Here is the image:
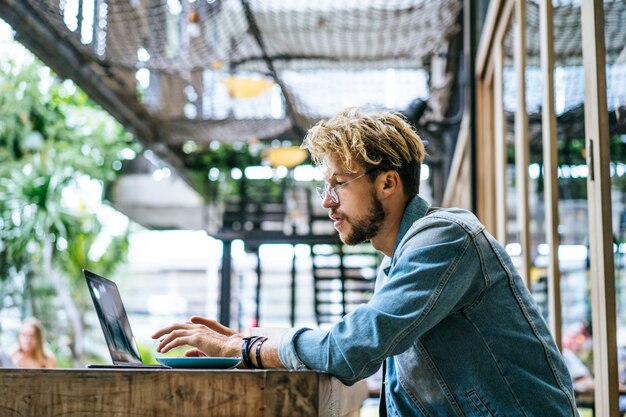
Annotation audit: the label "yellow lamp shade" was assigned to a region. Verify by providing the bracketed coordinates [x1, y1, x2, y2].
[223, 76, 274, 99]
[265, 147, 309, 169]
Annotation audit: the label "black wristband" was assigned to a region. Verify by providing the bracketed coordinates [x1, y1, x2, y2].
[242, 336, 260, 368]
[255, 337, 268, 369]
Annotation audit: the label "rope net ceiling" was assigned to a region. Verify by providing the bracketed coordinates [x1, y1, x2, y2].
[28, 0, 463, 145]
[500, 0, 626, 145]
[505, 0, 626, 68]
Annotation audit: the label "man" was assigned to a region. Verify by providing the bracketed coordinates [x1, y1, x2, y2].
[153, 108, 578, 416]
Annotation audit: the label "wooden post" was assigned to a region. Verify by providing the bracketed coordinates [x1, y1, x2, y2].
[514, 0, 531, 288]
[581, 0, 619, 415]
[539, 0, 563, 350]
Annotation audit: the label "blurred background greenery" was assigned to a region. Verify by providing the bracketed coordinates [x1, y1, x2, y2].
[0, 38, 141, 366]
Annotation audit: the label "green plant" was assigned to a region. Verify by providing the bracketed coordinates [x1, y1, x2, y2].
[179, 142, 264, 201]
[0, 40, 139, 365]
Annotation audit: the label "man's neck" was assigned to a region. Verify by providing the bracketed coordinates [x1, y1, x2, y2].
[371, 203, 405, 257]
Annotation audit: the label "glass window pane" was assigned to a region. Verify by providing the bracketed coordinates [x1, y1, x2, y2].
[553, 1, 591, 394]
[503, 21, 519, 255]
[526, 2, 593, 410]
[605, 0, 626, 407]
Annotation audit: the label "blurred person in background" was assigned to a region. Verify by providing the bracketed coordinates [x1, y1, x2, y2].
[11, 317, 56, 368]
[561, 348, 595, 394]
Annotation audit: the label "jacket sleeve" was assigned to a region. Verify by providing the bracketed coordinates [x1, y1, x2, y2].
[279, 217, 485, 385]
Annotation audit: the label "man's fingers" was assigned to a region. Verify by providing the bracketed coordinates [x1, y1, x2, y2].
[151, 327, 171, 339]
[158, 335, 192, 354]
[153, 318, 232, 356]
[190, 316, 235, 335]
[156, 328, 196, 352]
[184, 348, 206, 357]
[151, 322, 194, 339]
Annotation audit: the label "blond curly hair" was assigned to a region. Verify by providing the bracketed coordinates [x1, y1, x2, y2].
[302, 107, 426, 198]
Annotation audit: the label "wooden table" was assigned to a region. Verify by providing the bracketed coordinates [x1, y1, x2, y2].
[0, 368, 369, 417]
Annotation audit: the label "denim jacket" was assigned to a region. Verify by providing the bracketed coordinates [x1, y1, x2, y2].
[279, 195, 578, 416]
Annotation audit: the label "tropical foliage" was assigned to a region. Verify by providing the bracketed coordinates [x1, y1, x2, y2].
[0, 34, 139, 365]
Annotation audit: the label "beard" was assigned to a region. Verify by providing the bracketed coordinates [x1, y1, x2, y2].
[338, 190, 385, 245]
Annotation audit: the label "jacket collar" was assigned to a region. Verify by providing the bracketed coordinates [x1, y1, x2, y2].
[391, 195, 430, 259]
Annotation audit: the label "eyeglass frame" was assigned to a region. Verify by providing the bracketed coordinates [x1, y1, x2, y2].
[316, 168, 383, 204]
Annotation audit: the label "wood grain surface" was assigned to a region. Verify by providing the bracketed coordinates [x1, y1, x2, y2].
[0, 368, 367, 417]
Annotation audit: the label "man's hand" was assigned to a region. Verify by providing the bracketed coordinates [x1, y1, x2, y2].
[151, 316, 241, 358]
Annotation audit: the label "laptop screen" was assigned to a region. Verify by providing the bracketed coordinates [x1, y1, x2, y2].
[84, 269, 143, 365]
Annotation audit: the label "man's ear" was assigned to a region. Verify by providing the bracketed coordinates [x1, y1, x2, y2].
[378, 170, 401, 198]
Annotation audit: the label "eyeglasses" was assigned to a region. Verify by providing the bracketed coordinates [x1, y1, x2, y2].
[316, 169, 376, 204]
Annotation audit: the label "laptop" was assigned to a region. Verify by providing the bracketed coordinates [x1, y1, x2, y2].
[83, 269, 167, 368]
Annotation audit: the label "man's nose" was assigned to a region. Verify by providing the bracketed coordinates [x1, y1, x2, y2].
[321, 193, 336, 208]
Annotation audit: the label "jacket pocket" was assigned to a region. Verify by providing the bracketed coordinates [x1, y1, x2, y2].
[467, 390, 495, 417]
